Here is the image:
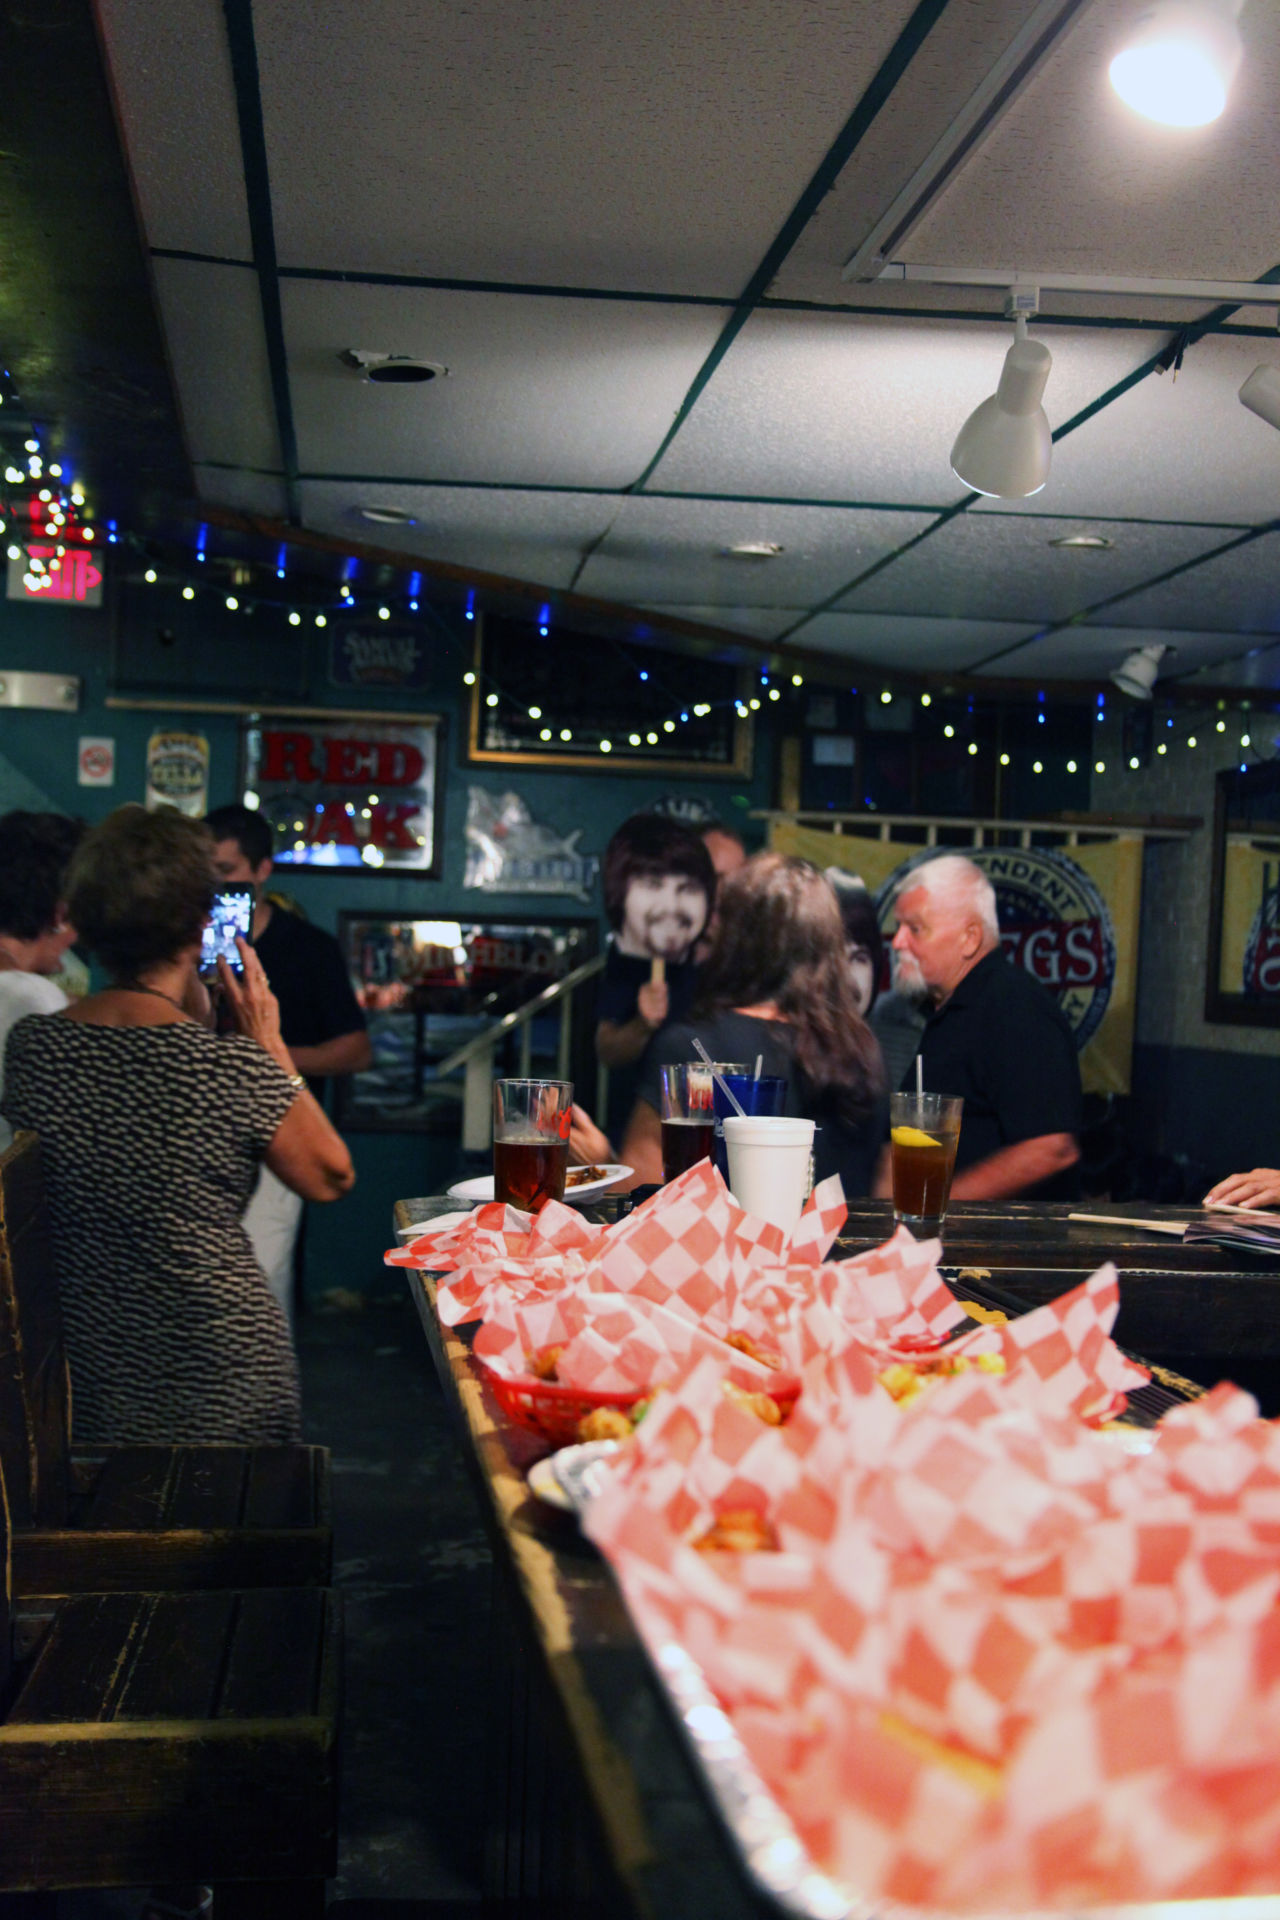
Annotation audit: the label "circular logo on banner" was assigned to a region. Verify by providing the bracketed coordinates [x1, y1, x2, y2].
[1243, 893, 1280, 999]
[874, 848, 1116, 1051]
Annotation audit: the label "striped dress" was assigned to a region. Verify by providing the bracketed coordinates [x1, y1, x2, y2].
[3, 1016, 301, 1444]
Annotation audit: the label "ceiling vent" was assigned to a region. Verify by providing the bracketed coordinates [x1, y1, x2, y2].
[339, 350, 448, 384]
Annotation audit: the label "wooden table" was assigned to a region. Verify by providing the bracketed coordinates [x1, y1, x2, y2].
[397, 1195, 1279, 1917]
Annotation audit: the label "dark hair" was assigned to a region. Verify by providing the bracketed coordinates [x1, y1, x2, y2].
[66, 806, 216, 976]
[0, 812, 85, 940]
[829, 875, 885, 1011]
[695, 852, 883, 1121]
[204, 802, 274, 869]
[602, 814, 716, 931]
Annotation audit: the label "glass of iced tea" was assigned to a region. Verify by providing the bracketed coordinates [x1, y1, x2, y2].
[889, 1091, 963, 1237]
[492, 1077, 573, 1213]
[658, 1062, 720, 1182]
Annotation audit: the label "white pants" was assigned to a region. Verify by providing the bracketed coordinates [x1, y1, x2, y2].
[244, 1166, 304, 1335]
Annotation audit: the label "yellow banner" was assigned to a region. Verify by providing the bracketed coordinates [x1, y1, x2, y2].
[769, 822, 1144, 1095]
[1219, 837, 1280, 1000]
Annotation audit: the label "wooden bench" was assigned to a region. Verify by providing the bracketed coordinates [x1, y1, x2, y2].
[0, 1132, 332, 1596]
[0, 1453, 341, 1911]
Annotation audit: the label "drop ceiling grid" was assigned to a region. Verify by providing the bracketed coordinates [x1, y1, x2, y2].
[903, 0, 1280, 278]
[796, 611, 1038, 669]
[298, 480, 623, 592]
[281, 279, 730, 488]
[572, 496, 936, 608]
[974, 621, 1280, 680]
[250, 0, 922, 293]
[1078, 529, 1280, 635]
[643, 310, 1158, 507]
[153, 258, 283, 473]
[836, 514, 1237, 624]
[637, 604, 815, 642]
[970, 331, 1280, 525]
[96, 0, 252, 259]
[195, 465, 292, 520]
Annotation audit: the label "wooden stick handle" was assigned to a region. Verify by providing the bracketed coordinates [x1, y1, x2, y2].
[1068, 1212, 1188, 1237]
[650, 956, 665, 986]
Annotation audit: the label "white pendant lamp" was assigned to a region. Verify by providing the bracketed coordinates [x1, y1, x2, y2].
[950, 318, 1053, 499]
[1110, 643, 1168, 698]
[1109, 0, 1243, 127]
[1239, 364, 1280, 430]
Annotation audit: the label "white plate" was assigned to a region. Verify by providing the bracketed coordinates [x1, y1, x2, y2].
[527, 1440, 622, 1511]
[446, 1165, 632, 1205]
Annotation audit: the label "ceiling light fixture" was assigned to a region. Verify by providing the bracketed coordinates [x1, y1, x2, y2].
[359, 506, 418, 526]
[1110, 642, 1169, 698]
[339, 350, 448, 384]
[722, 541, 784, 559]
[1108, 0, 1242, 127]
[1049, 532, 1115, 549]
[950, 302, 1052, 499]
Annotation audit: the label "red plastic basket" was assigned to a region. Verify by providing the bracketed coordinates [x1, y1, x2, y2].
[478, 1358, 801, 1447]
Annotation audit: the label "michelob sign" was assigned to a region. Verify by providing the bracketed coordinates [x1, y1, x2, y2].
[769, 822, 1143, 1095]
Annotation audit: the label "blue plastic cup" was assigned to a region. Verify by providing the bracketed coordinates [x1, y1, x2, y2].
[711, 1072, 787, 1180]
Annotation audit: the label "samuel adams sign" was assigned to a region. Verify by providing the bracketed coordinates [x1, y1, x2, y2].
[243, 715, 441, 874]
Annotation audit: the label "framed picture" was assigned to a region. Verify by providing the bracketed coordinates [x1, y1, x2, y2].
[335, 913, 600, 1131]
[1206, 762, 1280, 1026]
[242, 710, 443, 874]
[465, 611, 752, 777]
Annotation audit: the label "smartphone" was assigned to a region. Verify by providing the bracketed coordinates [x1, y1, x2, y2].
[200, 885, 254, 980]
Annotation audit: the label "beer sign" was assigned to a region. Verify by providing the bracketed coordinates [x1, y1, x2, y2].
[243, 715, 441, 873]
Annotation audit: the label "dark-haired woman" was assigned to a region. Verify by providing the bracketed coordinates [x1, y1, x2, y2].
[2, 805, 354, 1444]
[0, 811, 85, 1151]
[621, 853, 887, 1194]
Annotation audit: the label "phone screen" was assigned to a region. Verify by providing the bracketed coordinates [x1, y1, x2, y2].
[200, 886, 254, 979]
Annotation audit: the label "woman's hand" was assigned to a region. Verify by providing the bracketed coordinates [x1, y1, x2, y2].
[217, 939, 288, 1064]
[1204, 1168, 1280, 1211]
[568, 1103, 614, 1166]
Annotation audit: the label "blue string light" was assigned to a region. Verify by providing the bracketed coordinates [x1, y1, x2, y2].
[465, 589, 475, 621]
[538, 602, 550, 637]
[195, 524, 207, 562]
[276, 542, 287, 580]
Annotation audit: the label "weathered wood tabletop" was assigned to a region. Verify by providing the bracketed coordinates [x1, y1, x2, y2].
[396, 1193, 1280, 1916]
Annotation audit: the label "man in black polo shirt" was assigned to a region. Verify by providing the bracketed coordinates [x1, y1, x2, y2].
[885, 854, 1082, 1200]
[206, 804, 371, 1328]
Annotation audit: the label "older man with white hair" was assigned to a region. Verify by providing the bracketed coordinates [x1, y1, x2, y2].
[880, 853, 1082, 1201]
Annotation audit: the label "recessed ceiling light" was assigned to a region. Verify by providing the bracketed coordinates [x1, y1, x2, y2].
[1049, 533, 1114, 550]
[721, 541, 784, 560]
[359, 505, 417, 526]
[339, 349, 448, 384]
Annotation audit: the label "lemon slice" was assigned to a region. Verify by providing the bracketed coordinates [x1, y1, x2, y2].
[891, 1125, 942, 1149]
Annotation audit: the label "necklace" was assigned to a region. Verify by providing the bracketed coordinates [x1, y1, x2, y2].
[116, 980, 190, 1017]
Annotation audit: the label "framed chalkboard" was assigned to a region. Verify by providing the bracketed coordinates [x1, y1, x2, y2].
[466, 612, 751, 777]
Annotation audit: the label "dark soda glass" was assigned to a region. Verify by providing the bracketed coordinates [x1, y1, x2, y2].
[661, 1117, 717, 1182]
[493, 1136, 568, 1212]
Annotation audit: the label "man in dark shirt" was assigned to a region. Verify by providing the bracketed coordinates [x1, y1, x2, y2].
[882, 854, 1082, 1200]
[205, 804, 371, 1327]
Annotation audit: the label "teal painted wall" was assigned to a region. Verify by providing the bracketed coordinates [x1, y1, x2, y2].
[0, 584, 773, 1299]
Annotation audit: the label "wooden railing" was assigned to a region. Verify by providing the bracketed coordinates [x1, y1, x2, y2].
[431, 953, 607, 1152]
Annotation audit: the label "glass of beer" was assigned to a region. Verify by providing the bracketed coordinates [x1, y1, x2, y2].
[658, 1063, 720, 1181]
[492, 1077, 573, 1213]
[889, 1091, 963, 1237]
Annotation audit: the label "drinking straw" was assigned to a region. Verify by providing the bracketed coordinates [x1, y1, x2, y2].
[915, 1054, 924, 1099]
[753, 1054, 763, 1080]
[692, 1036, 747, 1117]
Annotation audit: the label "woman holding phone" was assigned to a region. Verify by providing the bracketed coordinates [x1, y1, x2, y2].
[2, 804, 353, 1444]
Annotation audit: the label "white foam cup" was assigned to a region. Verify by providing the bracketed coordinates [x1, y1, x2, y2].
[722, 1115, 815, 1233]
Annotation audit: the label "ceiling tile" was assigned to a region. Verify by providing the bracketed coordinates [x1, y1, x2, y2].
[194, 466, 291, 520]
[973, 332, 1280, 525]
[573, 497, 933, 609]
[639, 605, 812, 643]
[759, 612, 1034, 670]
[648, 312, 1153, 506]
[1084, 530, 1280, 634]
[298, 481, 618, 591]
[153, 259, 281, 472]
[253, 0, 921, 291]
[970, 622, 1264, 681]
[1180, 640, 1280, 691]
[904, 0, 1280, 282]
[838, 512, 1233, 623]
[97, 0, 251, 258]
[283, 281, 726, 488]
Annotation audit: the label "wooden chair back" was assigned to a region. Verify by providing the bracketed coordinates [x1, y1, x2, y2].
[0, 1131, 71, 1530]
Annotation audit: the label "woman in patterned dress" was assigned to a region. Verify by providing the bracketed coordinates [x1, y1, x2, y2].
[2, 805, 355, 1444]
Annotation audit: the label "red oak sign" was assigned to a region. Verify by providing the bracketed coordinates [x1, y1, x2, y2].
[243, 716, 440, 873]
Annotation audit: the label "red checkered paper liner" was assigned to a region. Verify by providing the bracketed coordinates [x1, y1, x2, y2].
[386, 1198, 606, 1324]
[582, 1268, 1280, 1911]
[942, 1263, 1150, 1422]
[472, 1287, 782, 1395]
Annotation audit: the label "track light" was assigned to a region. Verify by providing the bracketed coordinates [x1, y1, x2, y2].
[1239, 364, 1280, 430]
[950, 315, 1052, 499]
[1110, 643, 1168, 699]
[1109, 0, 1242, 126]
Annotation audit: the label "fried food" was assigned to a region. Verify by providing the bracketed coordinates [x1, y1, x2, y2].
[693, 1507, 779, 1553]
[878, 1349, 1006, 1406]
[725, 1330, 783, 1370]
[565, 1164, 609, 1187]
[525, 1344, 565, 1381]
[722, 1378, 785, 1425]
[577, 1406, 635, 1443]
